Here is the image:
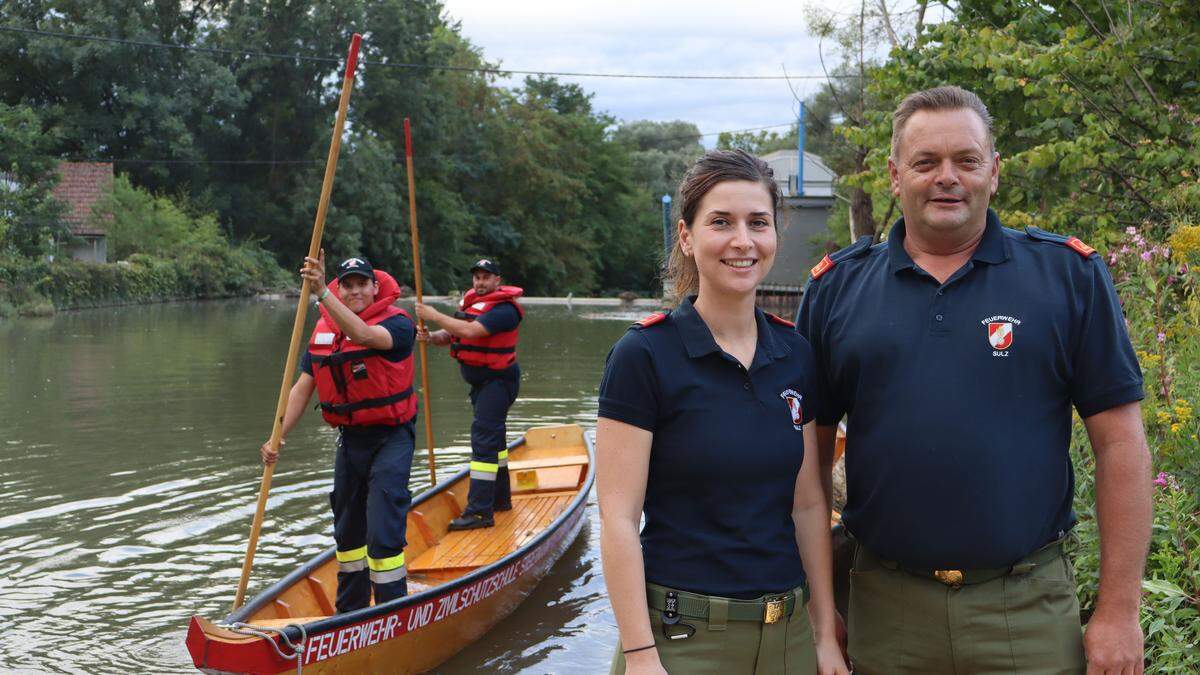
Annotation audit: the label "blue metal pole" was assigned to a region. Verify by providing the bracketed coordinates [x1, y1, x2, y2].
[661, 194, 673, 292]
[797, 102, 806, 196]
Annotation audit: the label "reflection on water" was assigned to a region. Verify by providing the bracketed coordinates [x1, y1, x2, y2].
[0, 299, 631, 673]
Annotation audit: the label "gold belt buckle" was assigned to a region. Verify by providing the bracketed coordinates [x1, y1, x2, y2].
[934, 569, 964, 587]
[763, 597, 786, 624]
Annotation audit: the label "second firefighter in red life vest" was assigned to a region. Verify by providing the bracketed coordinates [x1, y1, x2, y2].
[416, 258, 523, 531]
[261, 252, 417, 612]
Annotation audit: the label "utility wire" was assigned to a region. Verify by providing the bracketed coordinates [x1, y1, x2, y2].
[63, 122, 812, 166]
[0, 25, 860, 81]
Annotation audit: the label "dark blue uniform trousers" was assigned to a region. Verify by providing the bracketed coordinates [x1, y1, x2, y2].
[464, 376, 519, 518]
[330, 423, 413, 613]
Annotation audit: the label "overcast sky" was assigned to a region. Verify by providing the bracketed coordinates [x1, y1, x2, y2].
[438, 1, 947, 142]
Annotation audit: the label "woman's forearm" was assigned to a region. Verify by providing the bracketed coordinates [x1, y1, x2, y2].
[600, 517, 656, 651]
[794, 503, 838, 642]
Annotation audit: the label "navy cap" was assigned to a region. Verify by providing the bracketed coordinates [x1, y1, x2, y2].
[336, 256, 374, 281]
[470, 258, 501, 276]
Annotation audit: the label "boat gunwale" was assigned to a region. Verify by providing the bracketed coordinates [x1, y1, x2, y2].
[219, 427, 594, 644]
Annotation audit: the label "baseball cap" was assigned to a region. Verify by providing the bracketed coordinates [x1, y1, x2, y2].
[470, 258, 501, 276]
[336, 257, 375, 281]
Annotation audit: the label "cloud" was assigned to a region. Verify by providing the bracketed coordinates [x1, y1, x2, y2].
[440, 0, 864, 139]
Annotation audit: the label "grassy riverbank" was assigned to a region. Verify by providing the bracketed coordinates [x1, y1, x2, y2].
[0, 248, 288, 317]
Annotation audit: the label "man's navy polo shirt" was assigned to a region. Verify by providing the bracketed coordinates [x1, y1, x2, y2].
[598, 296, 822, 598]
[797, 209, 1143, 569]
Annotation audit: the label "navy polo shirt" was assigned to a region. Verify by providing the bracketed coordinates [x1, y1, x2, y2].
[797, 209, 1143, 569]
[598, 297, 821, 598]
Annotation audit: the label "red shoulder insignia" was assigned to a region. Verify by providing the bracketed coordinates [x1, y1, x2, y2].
[1066, 237, 1096, 258]
[765, 312, 794, 328]
[810, 254, 835, 279]
[635, 313, 668, 328]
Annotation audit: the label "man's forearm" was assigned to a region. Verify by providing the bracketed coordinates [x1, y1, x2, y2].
[1086, 403, 1153, 616]
[1093, 437, 1153, 614]
[814, 425, 838, 509]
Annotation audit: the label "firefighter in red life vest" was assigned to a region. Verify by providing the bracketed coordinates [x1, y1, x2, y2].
[415, 258, 523, 530]
[260, 251, 417, 612]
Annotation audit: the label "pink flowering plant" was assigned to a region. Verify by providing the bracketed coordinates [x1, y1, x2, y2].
[1071, 212, 1200, 667]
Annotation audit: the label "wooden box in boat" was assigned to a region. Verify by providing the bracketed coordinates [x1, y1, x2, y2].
[186, 424, 593, 674]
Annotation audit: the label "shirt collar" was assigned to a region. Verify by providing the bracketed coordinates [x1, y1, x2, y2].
[886, 208, 1010, 274]
[674, 296, 789, 361]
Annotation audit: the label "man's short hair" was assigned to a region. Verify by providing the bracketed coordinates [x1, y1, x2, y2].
[891, 85, 995, 159]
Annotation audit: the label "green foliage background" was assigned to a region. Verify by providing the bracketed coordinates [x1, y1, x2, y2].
[0, 1, 702, 300]
[818, 1, 1200, 669]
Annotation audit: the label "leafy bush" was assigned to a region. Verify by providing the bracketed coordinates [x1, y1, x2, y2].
[1070, 224, 1200, 671]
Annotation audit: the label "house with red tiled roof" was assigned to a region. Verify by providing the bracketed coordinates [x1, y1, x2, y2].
[51, 162, 112, 263]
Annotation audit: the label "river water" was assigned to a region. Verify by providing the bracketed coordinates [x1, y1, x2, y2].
[0, 299, 639, 673]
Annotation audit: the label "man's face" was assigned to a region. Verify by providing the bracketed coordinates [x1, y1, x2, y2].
[889, 108, 999, 237]
[338, 274, 378, 314]
[472, 271, 500, 295]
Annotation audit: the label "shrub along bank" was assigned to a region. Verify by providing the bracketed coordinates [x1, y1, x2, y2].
[0, 246, 289, 317]
[0, 175, 289, 317]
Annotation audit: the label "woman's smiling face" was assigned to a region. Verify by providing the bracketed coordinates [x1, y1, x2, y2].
[679, 179, 777, 299]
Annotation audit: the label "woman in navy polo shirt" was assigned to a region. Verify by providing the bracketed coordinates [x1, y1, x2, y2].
[597, 150, 846, 675]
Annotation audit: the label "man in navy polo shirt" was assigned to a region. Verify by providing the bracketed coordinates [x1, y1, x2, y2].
[797, 86, 1151, 673]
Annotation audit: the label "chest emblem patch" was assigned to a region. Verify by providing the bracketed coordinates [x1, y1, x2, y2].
[988, 322, 1013, 350]
[981, 315, 1021, 354]
[779, 389, 804, 430]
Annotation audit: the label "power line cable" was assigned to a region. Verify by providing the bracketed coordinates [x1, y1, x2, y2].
[0, 25, 860, 81]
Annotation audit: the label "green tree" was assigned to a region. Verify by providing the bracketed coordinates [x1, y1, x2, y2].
[0, 102, 65, 256]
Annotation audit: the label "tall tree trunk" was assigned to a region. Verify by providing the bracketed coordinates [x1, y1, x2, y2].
[849, 147, 878, 240]
[850, 186, 877, 241]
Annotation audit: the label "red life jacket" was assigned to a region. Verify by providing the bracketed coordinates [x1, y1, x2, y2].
[450, 285, 524, 370]
[308, 270, 416, 427]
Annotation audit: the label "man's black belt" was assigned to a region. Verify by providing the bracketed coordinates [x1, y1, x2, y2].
[863, 538, 1067, 587]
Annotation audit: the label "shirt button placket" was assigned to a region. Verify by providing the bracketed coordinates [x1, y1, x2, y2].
[931, 286, 950, 333]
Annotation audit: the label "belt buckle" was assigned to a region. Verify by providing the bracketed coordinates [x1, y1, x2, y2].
[763, 597, 786, 624]
[934, 569, 964, 587]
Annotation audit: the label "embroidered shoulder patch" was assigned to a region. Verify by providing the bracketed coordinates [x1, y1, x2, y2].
[810, 255, 835, 279]
[634, 313, 668, 328]
[1066, 237, 1096, 258]
[765, 312, 795, 328]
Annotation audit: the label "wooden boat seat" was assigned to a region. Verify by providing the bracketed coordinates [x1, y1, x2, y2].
[408, 492, 574, 573]
[505, 455, 588, 471]
[508, 455, 588, 494]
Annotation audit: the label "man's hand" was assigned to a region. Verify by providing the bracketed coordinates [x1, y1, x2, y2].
[413, 302, 441, 323]
[416, 326, 450, 346]
[260, 439, 283, 465]
[301, 249, 328, 295]
[1084, 608, 1144, 674]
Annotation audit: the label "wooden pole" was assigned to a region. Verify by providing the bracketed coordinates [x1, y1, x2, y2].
[404, 117, 437, 486]
[233, 34, 362, 611]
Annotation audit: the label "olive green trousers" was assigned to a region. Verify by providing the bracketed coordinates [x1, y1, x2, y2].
[848, 544, 1087, 674]
[610, 584, 816, 674]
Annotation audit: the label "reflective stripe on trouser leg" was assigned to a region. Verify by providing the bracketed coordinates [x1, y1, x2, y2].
[336, 545, 368, 573]
[497, 449, 508, 468]
[469, 461, 499, 481]
[494, 449, 511, 507]
[368, 552, 406, 584]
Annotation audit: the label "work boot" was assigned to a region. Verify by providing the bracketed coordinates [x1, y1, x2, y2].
[494, 499, 513, 512]
[448, 513, 494, 531]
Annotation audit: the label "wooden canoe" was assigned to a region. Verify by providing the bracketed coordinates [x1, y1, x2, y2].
[187, 424, 594, 674]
